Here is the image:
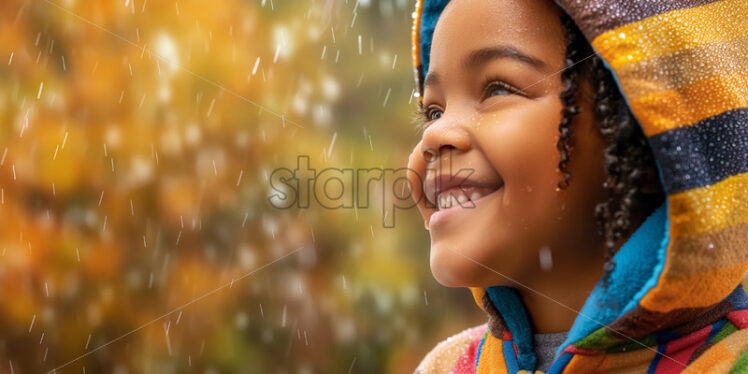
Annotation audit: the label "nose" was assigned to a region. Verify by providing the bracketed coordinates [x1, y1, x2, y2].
[419, 115, 471, 164]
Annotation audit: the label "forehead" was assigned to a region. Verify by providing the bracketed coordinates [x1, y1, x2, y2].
[429, 0, 565, 72]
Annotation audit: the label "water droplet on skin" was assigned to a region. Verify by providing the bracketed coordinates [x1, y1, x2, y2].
[526, 185, 533, 192]
[539, 246, 553, 271]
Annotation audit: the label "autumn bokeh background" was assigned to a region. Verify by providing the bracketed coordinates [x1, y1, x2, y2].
[0, 0, 485, 373]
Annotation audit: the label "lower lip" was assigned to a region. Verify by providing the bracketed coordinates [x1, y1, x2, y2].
[428, 187, 502, 228]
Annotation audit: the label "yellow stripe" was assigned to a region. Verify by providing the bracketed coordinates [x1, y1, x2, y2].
[669, 171, 748, 239]
[616, 36, 748, 101]
[591, 0, 748, 70]
[639, 172, 748, 312]
[630, 70, 748, 136]
[476, 335, 508, 374]
[471, 287, 487, 312]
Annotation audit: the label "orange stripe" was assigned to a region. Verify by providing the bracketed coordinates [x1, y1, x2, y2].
[591, 0, 748, 69]
[686, 329, 748, 373]
[411, 0, 423, 69]
[640, 172, 748, 312]
[561, 353, 605, 372]
[630, 70, 748, 136]
[562, 347, 656, 372]
[640, 262, 748, 312]
[667, 221, 748, 277]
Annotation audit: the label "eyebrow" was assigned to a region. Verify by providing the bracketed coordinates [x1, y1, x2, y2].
[465, 45, 547, 71]
[424, 71, 439, 89]
[424, 45, 547, 89]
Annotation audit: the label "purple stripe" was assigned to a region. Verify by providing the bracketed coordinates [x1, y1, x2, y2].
[555, 0, 721, 41]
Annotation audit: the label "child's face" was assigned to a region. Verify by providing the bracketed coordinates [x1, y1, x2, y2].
[407, 0, 610, 287]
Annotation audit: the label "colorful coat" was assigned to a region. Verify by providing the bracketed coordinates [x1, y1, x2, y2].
[411, 0, 748, 372]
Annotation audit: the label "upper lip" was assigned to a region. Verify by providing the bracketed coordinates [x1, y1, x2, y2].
[423, 173, 504, 207]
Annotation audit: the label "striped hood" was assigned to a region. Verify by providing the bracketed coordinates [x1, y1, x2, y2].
[411, 0, 748, 373]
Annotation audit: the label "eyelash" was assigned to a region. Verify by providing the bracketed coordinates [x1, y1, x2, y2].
[414, 105, 430, 134]
[416, 78, 525, 131]
[481, 78, 526, 100]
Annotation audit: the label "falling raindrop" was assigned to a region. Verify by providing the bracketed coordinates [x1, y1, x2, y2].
[28, 314, 36, 333]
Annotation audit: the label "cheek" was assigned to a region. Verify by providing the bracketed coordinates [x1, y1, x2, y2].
[477, 102, 564, 218]
[406, 144, 430, 217]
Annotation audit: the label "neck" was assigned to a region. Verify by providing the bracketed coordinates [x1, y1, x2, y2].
[515, 201, 656, 334]
[517, 252, 606, 333]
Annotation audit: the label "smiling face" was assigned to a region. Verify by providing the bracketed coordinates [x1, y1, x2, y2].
[407, 0, 610, 287]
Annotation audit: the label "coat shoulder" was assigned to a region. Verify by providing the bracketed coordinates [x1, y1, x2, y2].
[415, 323, 487, 374]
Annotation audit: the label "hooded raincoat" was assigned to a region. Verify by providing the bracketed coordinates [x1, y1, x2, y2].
[411, 0, 748, 372]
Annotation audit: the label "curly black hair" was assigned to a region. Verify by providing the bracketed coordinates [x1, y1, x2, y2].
[556, 12, 666, 283]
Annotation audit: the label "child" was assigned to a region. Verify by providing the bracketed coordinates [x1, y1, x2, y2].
[406, 0, 748, 372]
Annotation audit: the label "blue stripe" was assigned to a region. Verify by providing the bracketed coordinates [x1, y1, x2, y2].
[707, 319, 728, 342]
[647, 330, 678, 374]
[646, 343, 667, 374]
[655, 329, 680, 343]
[554, 202, 668, 356]
[547, 352, 573, 374]
[648, 108, 748, 193]
[503, 340, 520, 374]
[417, 0, 450, 84]
[475, 333, 486, 369]
[486, 287, 537, 370]
[725, 284, 748, 309]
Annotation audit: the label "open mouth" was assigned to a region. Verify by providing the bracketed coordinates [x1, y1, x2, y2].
[434, 185, 501, 210]
[424, 174, 504, 211]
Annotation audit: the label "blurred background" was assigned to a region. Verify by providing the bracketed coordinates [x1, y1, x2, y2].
[0, 0, 486, 373]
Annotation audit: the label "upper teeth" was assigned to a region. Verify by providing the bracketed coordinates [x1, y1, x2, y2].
[437, 190, 485, 210]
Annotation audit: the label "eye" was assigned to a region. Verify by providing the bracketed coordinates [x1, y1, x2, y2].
[486, 83, 511, 97]
[414, 104, 444, 133]
[481, 79, 524, 101]
[416, 104, 444, 124]
[429, 109, 444, 121]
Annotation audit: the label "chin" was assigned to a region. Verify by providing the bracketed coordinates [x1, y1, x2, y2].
[429, 241, 505, 288]
[430, 264, 465, 287]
